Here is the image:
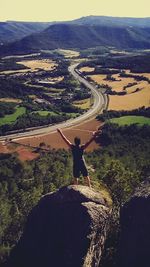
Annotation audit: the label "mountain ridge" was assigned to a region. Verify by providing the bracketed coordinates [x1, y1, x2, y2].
[1, 15, 150, 45]
[1, 23, 150, 56]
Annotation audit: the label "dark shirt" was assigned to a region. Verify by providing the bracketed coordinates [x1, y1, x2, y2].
[71, 144, 85, 164]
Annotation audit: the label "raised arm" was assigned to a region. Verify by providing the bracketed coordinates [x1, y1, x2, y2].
[82, 130, 102, 150]
[57, 128, 72, 147]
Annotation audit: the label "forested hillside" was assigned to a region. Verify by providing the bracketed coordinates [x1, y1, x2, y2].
[0, 21, 51, 44]
[1, 24, 150, 56]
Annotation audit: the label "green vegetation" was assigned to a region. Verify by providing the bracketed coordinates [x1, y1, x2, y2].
[1, 24, 150, 56]
[33, 110, 57, 116]
[0, 102, 16, 118]
[0, 107, 26, 126]
[0, 58, 89, 135]
[97, 107, 150, 122]
[0, 59, 28, 72]
[0, 150, 72, 263]
[0, 121, 150, 266]
[79, 52, 150, 73]
[110, 115, 150, 126]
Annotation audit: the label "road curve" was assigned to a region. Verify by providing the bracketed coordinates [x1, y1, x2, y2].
[0, 63, 107, 141]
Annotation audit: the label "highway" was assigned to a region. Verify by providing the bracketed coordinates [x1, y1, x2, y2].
[0, 63, 107, 141]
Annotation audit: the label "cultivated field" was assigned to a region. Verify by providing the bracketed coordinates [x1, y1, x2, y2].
[0, 69, 31, 75]
[57, 49, 80, 58]
[89, 74, 136, 93]
[0, 98, 22, 103]
[0, 59, 57, 75]
[11, 119, 102, 153]
[17, 59, 57, 71]
[89, 71, 150, 110]
[108, 83, 150, 110]
[80, 67, 95, 72]
[73, 98, 92, 109]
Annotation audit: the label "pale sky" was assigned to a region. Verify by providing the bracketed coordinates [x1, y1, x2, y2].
[0, 0, 150, 22]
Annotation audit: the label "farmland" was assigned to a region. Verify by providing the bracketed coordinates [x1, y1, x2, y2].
[88, 70, 150, 110]
[0, 52, 92, 135]
[73, 98, 92, 109]
[0, 48, 150, 155]
[108, 83, 150, 110]
[14, 118, 101, 152]
[56, 49, 80, 58]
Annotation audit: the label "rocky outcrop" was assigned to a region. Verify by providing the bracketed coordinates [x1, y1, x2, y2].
[119, 180, 150, 267]
[6, 185, 112, 267]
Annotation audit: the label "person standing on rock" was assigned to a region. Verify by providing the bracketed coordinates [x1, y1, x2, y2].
[57, 128, 101, 187]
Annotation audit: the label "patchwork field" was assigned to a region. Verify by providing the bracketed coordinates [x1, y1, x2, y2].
[110, 116, 150, 126]
[0, 59, 57, 75]
[89, 74, 136, 93]
[17, 59, 57, 71]
[108, 84, 150, 110]
[89, 71, 150, 110]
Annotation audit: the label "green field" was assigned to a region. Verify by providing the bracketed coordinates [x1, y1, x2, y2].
[33, 111, 79, 118]
[33, 111, 58, 116]
[0, 106, 26, 126]
[110, 116, 150, 126]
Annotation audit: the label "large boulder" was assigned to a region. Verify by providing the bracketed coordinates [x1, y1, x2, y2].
[119, 180, 150, 267]
[6, 185, 112, 267]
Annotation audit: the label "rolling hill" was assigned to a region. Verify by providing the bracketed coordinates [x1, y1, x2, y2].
[0, 21, 52, 44]
[71, 15, 150, 27]
[1, 19, 150, 56]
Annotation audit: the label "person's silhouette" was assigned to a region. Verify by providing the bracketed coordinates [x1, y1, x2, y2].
[57, 128, 101, 187]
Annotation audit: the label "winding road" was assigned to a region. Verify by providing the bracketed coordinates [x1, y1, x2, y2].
[0, 63, 107, 141]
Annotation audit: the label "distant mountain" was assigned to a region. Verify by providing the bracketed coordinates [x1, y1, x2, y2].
[1, 16, 150, 46]
[1, 23, 150, 56]
[71, 15, 150, 28]
[0, 21, 52, 44]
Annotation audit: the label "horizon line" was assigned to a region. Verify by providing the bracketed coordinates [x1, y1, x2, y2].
[1, 14, 150, 23]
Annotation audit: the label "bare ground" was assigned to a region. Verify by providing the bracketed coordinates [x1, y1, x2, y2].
[17, 119, 101, 151]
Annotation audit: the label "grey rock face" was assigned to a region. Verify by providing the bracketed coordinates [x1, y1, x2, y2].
[119, 180, 150, 267]
[6, 185, 112, 267]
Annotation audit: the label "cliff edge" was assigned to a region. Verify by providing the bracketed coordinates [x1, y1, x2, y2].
[119, 179, 150, 267]
[6, 185, 112, 267]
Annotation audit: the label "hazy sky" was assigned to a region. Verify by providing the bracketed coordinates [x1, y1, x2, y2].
[0, 0, 150, 22]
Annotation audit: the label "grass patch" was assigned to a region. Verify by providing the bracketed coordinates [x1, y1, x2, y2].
[0, 107, 26, 126]
[110, 115, 150, 126]
[33, 111, 58, 116]
[67, 113, 80, 118]
[33, 111, 79, 118]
